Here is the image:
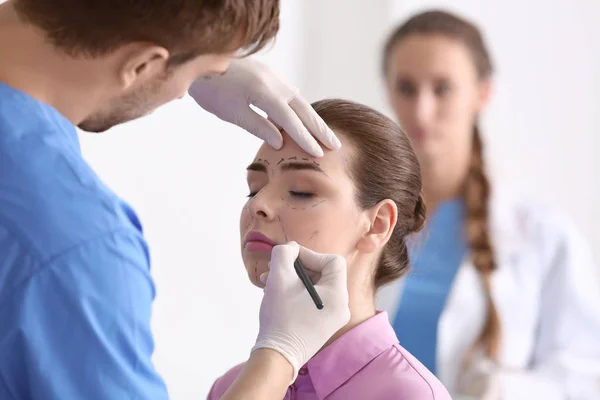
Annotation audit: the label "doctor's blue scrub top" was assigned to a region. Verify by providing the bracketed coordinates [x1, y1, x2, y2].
[392, 199, 468, 375]
[0, 82, 169, 398]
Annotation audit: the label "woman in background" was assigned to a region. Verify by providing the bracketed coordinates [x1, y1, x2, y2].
[378, 9, 600, 399]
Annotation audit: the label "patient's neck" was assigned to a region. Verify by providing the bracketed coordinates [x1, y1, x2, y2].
[323, 277, 376, 347]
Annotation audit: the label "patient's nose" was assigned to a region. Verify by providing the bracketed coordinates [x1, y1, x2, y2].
[248, 191, 277, 221]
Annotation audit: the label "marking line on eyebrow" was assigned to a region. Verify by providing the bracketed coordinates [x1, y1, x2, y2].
[246, 162, 267, 172]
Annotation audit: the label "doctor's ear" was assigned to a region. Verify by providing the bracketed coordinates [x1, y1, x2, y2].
[356, 199, 398, 253]
[115, 43, 170, 90]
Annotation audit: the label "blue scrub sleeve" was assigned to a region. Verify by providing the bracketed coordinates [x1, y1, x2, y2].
[0, 229, 169, 400]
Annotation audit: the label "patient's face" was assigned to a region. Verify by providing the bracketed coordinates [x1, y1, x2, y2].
[240, 133, 364, 288]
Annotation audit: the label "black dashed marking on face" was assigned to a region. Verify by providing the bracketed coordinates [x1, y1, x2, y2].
[277, 158, 285, 165]
[311, 199, 326, 208]
[277, 215, 289, 242]
[244, 202, 255, 220]
[280, 196, 309, 211]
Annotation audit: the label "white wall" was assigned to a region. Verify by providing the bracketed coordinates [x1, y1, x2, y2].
[79, 1, 600, 398]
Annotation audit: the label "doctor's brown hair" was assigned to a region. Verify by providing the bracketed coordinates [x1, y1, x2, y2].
[13, 0, 279, 65]
[383, 10, 501, 362]
[311, 99, 426, 288]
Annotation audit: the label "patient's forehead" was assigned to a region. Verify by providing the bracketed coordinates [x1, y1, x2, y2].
[254, 131, 351, 173]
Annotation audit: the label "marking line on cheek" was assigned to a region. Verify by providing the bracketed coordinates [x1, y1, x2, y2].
[277, 158, 285, 165]
[281, 196, 307, 211]
[277, 215, 289, 242]
[309, 230, 319, 241]
[245, 201, 255, 220]
[311, 199, 326, 208]
[280, 196, 291, 208]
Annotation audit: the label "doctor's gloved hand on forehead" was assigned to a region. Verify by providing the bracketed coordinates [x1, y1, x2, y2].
[189, 58, 342, 157]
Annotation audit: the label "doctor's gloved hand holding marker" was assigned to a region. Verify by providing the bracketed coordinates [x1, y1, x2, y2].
[0, 1, 350, 399]
[253, 243, 349, 377]
[221, 243, 350, 399]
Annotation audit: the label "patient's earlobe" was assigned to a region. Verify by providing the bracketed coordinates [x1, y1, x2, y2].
[356, 200, 397, 253]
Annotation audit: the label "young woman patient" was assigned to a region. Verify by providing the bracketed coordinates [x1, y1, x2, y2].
[208, 99, 451, 400]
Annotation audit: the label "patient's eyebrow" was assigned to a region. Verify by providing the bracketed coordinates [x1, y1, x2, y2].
[246, 162, 267, 172]
[280, 162, 327, 175]
[247, 160, 329, 178]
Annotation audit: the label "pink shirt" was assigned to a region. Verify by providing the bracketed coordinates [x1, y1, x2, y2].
[208, 312, 451, 400]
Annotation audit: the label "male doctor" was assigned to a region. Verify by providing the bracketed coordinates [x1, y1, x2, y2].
[0, 1, 351, 399]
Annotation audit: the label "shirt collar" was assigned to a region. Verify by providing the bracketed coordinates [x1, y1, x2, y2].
[302, 311, 398, 399]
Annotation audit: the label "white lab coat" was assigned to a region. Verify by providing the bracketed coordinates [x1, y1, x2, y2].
[376, 186, 600, 400]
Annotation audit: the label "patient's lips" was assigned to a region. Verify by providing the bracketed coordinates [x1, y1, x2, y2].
[245, 231, 278, 252]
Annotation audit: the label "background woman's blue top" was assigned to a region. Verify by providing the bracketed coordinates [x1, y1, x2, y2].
[392, 199, 469, 375]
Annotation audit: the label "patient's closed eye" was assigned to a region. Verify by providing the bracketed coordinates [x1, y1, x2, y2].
[290, 191, 314, 199]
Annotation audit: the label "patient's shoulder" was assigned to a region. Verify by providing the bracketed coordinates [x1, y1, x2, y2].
[207, 363, 246, 400]
[335, 344, 451, 400]
[375, 344, 451, 399]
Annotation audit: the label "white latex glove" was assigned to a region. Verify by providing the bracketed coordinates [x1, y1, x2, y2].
[251, 242, 350, 381]
[188, 58, 341, 157]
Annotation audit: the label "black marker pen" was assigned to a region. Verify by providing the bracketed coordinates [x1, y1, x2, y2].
[294, 256, 324, 310]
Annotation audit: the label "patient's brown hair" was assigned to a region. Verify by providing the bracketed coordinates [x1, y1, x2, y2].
[312, 99, 426, 288]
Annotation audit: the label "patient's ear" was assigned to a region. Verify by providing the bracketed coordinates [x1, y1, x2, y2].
[356, 199, 397, 253]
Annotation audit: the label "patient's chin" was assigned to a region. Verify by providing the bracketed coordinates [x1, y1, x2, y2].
[245, 259, 270, 288]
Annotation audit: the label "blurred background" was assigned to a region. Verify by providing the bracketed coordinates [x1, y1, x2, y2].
[77, 1, 600, 398]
